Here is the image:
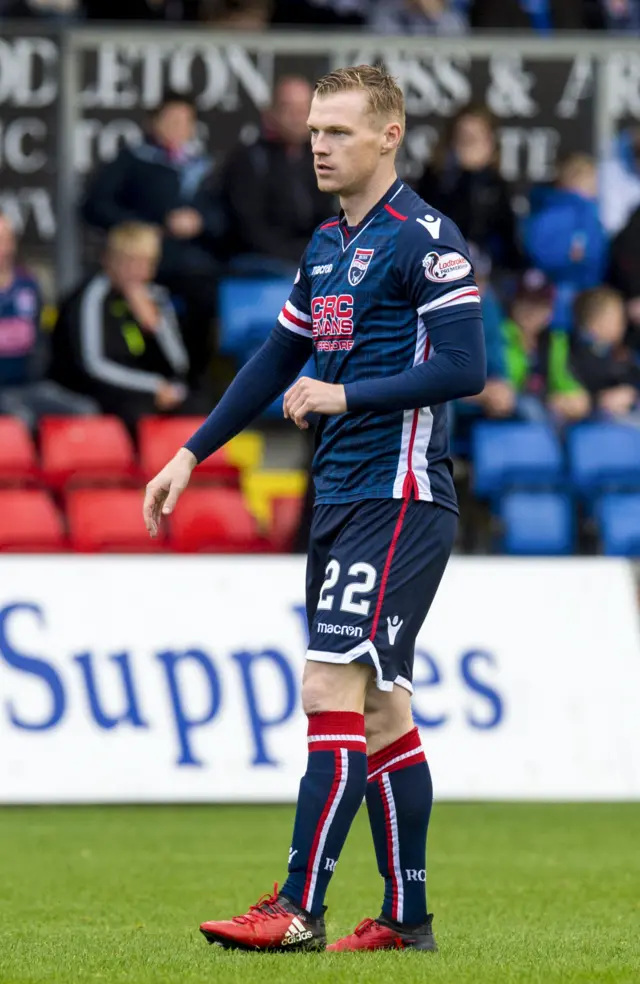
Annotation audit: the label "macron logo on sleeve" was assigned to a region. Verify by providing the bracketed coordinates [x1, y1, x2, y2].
[416, 215, 442, 239]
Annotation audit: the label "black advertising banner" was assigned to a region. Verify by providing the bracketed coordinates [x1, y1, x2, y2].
[0, 27, 604, 265]
[0, 27, 59, 256]
[76, 44, 595, 188]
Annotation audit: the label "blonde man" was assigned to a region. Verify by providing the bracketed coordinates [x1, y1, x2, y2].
[53, 222, 197, 431]
[144, 66, 486, 952]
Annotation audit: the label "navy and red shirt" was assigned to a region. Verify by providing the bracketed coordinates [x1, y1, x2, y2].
[277, 177, 482, 511]
[0, 270, 42, 386]
[186, 177, 486, 513]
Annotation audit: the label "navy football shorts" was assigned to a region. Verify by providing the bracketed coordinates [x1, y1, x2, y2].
[305, 498, 457, 692]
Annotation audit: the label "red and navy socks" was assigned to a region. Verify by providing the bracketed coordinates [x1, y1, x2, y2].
[281, 711, 367, 917]
[365, 727, 433, 927]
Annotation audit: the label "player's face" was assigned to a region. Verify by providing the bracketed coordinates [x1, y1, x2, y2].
[308, 91, 397, 196]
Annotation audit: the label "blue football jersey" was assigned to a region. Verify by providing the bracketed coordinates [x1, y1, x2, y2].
[277, 177, 481, 512]
[0, 270, 42, 386]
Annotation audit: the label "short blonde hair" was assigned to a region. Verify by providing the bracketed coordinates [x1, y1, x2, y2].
[106, 222, 161, 258]
[557, 153, 596, 187]
[574, 286, 624, 326]
[314, 64, 405, 133]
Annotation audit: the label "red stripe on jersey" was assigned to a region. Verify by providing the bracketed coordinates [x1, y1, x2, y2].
[385, 204, 408, 221]
[321, 220, 340, 229]
[281, 306, 311, 330]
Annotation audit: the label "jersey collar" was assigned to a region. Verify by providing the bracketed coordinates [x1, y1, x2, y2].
[338, 176, 404, 251]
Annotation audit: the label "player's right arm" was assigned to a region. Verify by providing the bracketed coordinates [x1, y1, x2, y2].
[143, 263, 313, 536]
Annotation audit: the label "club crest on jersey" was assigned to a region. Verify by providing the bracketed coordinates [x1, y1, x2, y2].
[423, 251, 471, 283]
[348, 248, 374, 287]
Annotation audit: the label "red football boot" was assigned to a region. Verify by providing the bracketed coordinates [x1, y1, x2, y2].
[327, 914, 437, 952]
[199, 884, 326, 952]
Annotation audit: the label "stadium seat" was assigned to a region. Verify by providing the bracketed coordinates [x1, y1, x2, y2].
[138, 417, 240, 485]
[67, 489, 164, 552]
[40, 416, 137, 489]
[0, 416, 39, 485]
[217, 278, 316, 418]
[242, 470, 307, 527]
[568, 423, 640, 495]
[499, 492, 574, 555]
[218, 278, 293, 358]
[472, 422, 564, 497]
[0, 489, 66, 552]
[270, 495, 304, 550]
[170, 488, 266, 553]
[598, 493, 640, 557]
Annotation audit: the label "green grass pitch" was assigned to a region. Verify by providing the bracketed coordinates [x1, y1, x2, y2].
[1, 803, 639, 983]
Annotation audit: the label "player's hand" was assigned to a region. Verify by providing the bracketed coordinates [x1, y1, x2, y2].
[283, 378, 347, 430]
[143, 447, 197, 537]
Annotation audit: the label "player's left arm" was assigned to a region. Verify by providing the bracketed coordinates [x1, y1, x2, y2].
[344, 217, 486, 413]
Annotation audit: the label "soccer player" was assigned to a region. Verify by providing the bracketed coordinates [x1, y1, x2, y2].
[143, 65, 486, 952]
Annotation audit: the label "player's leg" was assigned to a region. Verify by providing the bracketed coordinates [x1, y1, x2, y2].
[328, 501, 456, 952]
[280, 659, 371, 913]
[199, 504, 371, 953]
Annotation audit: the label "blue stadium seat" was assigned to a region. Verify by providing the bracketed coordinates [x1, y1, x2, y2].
[218, 278, 293, 359]
[568, 423, 640, 495]
[472, 422, 564, 497]
[500, 492, 574, 555]
[598, 493, 640, 557]
[218, 277, 315, 418]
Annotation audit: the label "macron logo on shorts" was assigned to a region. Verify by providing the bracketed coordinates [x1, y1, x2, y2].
[316, 623, 363, 638]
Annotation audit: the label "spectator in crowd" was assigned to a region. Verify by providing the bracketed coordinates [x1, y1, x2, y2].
[370, 0, 469, 34]
[220, 76, 331, 275]
[82, 89, 223, 375]
[570, 287, 640, 419]
[85, 0, 200, 17]
[523, 154, 608, 331]
[270, 0, 367, 25]
[500, 271, 590, 423]
[454, 248, 515, 424]
[0, 213, 98, 429]
[608, 203, 640, 352]
[600, 128, 640, 237]
[417, 106, 522, 274]
[51, 223, 208, 434]
[587, 0, 640, 30]
[199, 0, 271, 24]
[470, 0, 586, 30]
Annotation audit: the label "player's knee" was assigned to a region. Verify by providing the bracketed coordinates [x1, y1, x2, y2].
[365, 688, 414, 755]
[301, 660, 370, 716]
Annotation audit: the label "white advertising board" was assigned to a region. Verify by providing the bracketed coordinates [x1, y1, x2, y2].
[1, 557, 639, 802]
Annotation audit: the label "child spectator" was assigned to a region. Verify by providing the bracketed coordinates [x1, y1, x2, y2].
[369, 0, 469, 34]
[524, 154, 608, 330]
[502, 271, 590, 424]
[51, 223, 208, 434]
[571, 287, 640, 420]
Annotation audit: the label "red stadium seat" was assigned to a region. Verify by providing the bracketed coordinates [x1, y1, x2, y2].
[270, 495, 303, 550]
[40, 416, 137, 489]
[170, 488, 265, 552]
[138, 416, 239, 485]
[0, 489, 66, 552]
[0, 416, 39, 485]
[67, 489, 164, 552]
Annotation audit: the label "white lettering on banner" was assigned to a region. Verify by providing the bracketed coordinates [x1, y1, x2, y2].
[486, 55, 538, 118]
[81, 44, 272, 112]
[0, 558, 639, 803]
[0, 119, 47, 174]
[0, 188, 55, 239]
[604, 52, 640, 119]
[556, 56, 594, 120]
[334, 52, 471, 116]
[499, 127, 561, 183]
[0, 37, 58, 108]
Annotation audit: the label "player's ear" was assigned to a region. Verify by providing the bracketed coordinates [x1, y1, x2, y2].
[381, 121, 403, 155]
